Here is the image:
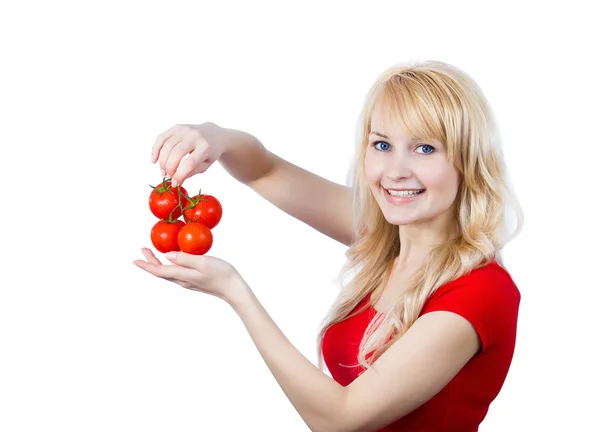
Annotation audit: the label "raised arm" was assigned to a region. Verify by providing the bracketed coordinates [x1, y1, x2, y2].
[219, 130, 354, 246]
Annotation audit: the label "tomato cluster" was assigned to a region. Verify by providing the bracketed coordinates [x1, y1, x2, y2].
[148, 178, 223, 255]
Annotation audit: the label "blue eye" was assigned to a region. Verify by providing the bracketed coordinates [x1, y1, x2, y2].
[373, 141, 391, 151]
[372, 141, 435, 154]
[417, 144, 435, 154]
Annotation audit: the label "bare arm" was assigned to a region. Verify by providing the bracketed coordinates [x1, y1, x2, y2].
[217, 128, 276, 185]
[218, 129, 354, 246]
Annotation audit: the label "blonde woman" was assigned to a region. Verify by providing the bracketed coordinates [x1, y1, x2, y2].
[134, 60, 523, 431]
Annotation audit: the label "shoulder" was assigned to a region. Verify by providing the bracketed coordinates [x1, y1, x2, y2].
[472, 261, 521, 307]
[421, 260, 521, 352]
[427, 260, 520, 306]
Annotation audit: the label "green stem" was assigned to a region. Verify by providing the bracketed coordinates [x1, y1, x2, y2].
[167, 186, 182, 222]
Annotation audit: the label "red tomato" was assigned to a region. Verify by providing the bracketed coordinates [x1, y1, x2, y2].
[183, 194, 223, 229]
[149, 180, 190, 220]
[177, 222, 213, 255]
[151, 220, 185, 253]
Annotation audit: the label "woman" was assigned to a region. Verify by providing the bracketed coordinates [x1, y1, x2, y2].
[134, 60, 524, 431]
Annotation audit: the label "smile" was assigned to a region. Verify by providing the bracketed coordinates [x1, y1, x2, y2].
[383, 186, 426, 205]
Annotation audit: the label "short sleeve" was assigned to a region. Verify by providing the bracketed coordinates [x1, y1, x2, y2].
[420, 265, 520, 353]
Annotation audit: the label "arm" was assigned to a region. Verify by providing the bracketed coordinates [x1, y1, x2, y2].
[229, 284, 346, 432]
[218, 128, 354, 247]
[218, 128, 276, 185]
[228, 284, 481, 432]
[338, 311, 481, 432]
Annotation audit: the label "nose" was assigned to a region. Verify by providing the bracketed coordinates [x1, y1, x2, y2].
[385, 157, 413, 181]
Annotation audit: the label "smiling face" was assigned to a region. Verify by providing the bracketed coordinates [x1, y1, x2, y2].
[364, 104, 461, 229]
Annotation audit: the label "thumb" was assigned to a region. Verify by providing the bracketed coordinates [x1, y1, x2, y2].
[165, 251, 203, 268]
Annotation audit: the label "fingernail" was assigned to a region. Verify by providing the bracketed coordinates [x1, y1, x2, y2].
[171, 179, 178, 187]
[165, 252, 177, 261]
[161, 169, 166, 177]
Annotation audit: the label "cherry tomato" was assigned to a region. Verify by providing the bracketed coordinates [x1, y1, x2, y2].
[149, 180, 190, 220]
[183, 194, 223, 229]
[151, 220, 185, 253]
[177, 222, 213, 255]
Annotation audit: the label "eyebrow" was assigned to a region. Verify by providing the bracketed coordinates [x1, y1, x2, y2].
[369, 131, 419, 141]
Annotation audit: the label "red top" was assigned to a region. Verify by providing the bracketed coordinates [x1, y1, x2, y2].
[322, 261, 521, 431]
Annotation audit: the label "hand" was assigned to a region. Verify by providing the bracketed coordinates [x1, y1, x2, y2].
[133, 247, 248, 305]
[150, 122, 229, 187]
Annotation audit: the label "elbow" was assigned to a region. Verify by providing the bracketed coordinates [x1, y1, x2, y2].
[321, 425, 357, 432]
[311, 413, 346, 432]
[311, 387, 364, 432]
[317, 405, 356, 432]
[309, 402, 348, 432]
[324, 416, 374, 432]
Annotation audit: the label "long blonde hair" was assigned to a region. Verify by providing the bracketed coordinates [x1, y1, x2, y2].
[316, 60, 524, 375]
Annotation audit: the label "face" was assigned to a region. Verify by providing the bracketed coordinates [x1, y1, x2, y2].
[364, 105, 461, 228]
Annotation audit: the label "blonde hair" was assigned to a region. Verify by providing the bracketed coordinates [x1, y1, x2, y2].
[316, 60, 524, 375]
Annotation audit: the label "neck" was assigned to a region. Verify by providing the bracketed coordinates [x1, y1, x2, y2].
[395, 219, 459, 269]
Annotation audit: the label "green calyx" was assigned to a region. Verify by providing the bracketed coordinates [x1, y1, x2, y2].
[148, 176, 176, 194]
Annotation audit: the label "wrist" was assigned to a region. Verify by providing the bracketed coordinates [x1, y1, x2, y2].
[220, 127, 250, 156]
[226, 276, 254, 312]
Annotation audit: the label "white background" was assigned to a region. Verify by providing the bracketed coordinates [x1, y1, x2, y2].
[1, 0, 598, 430]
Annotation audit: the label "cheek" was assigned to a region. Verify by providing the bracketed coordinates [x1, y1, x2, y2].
[428, 170, 460, 198]
[364, 153, 383, 183]
[363, 154, 375, 183]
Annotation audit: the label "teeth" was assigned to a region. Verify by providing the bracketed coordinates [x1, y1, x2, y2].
[387, 189, 424, 197]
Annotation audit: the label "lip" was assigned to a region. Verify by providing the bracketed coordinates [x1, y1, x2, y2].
[383, 187, 425, 191]
[382, 186, 425, 205]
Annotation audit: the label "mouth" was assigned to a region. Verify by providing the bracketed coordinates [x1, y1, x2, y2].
[383, 187, 426, 197]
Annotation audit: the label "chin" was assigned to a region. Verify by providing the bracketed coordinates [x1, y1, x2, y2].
[384, 216, 419, 226]
[380, 205, 433, 226]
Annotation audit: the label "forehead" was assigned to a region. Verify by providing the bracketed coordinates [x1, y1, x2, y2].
[369, 104, 414, 139]
[369, 100, 446, 150]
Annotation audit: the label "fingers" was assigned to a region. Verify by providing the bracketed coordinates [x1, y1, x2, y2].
[141, 247, 162, 265]
[158, 133, 184, 177]
[165, 251, 204, 270]
[134, 258, 197, 282]
[151, 125, 178, 164]
[170, 148, 209, 187]
[164, 138, 197, 180]
[152, 124, 215, 186]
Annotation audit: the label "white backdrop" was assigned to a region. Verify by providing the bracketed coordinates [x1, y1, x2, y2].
[1, 0, 598, 430]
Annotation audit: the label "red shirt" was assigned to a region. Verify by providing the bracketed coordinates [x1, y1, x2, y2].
[322, 261, 521, 431]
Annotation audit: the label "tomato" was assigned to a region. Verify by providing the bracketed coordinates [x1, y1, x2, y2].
[183, 194, 223, 229]
[151, 220, 185, 253]
[177, 222, 213, 255]
[149, 180, 190, 220]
